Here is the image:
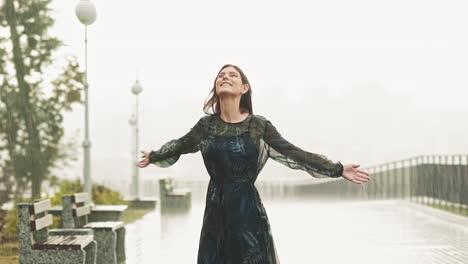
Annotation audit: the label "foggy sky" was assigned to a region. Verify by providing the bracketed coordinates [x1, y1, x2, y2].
[46, 0, 468, 184]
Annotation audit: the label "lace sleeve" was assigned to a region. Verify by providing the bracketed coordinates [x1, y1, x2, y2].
[149, 116, 206, 168]
[263, 120, 343, 178]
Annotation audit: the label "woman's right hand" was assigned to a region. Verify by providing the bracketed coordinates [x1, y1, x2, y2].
[138, 151, 151, 168]
[342, 164, 371, 184]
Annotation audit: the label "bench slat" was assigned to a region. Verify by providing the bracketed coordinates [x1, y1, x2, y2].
[73, 193, 89, 203]
[35, 236, 64, 249]
[46, 236, 66, 249]
[74, 236, 93, 249]
[61, 236, 87, 249]
[33, 235, 93, 250]
[30, 214, 53, 231]
[73, 205, 91, 217]
[29, 200, 51, 215]
[57, 236, 78, 247]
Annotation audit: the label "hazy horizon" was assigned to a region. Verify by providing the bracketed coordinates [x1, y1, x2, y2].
[41, 0, 467, 188]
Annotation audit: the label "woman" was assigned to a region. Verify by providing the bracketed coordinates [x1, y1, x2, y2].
[138, 64, 371, 264]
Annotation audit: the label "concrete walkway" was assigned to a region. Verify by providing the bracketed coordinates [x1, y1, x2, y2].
[125, 199, 468, 264]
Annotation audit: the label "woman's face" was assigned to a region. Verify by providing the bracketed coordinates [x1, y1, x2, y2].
[215, 66, 248, 98]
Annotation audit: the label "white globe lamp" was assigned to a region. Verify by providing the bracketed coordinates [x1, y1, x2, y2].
[75, 0, 97, 25]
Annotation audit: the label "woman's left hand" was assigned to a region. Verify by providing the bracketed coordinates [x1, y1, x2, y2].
[342, 164, 371, 184]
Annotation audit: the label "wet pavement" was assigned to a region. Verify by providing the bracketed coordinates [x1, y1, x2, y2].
[125, 199, 468, 264]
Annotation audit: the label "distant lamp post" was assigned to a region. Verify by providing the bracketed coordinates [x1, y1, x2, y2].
[75, 0, 97, 196]
[130, 80, 143, 200]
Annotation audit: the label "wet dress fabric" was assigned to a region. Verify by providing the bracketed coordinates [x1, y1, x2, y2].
[149, 113, 344, 264]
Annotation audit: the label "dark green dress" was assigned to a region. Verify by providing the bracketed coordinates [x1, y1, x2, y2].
[149, 113, 343, 264]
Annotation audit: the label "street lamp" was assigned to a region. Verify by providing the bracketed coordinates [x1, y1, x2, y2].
[130, 79, 143, 199]
[75, 0, 97, 196]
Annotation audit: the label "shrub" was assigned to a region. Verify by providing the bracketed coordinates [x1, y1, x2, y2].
[2, 197, 29, 241]
[50, 178, 128, 206]
[92, 184, 128, 205]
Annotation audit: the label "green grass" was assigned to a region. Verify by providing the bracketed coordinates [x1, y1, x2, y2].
[0, 256, 18, 264]
[122, 208, 154, 224]
[0, 240, 19, 263]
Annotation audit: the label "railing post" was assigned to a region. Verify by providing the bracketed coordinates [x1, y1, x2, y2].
[385, 163, 389, 200]
[418, 155, 423, 204]
[402, 159, 408, 200]
[420, 155, 424, 205]
[436, 155, 441, 209]
[443, 155, 448, 207]
[460, 155, 468, 216]
[416, 156, 420, 203]
[382, 165, 385, 200]
[424, 155, 428, 204]
[411, 157, 415, 203]
[409, 158, 413, 202]
[430, 155, 436, 207]
[457, 155, 462, 215]
[419, 156, 423, 204]
[377, 165, 385, 200]
[392, 162, 396, 199]
[397, 161, 401, 199]
[450, 155, 454, 211]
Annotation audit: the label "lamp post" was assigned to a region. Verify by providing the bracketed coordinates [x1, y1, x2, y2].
[130, 79, 143, 199]
[75, 0, 97, 196]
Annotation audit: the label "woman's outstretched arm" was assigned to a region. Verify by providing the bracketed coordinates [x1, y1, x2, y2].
[139, 115, 208, 168]
[263, 119, 371, 183]
[263, 119, 343, 178]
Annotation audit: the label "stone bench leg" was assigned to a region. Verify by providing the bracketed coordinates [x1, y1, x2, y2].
[115, 227, 126, 264]
[84, 240, 97, 264]
[18, 248, 32, 264]
[31, 249, 86, 264]
[94, 230, 117, 264]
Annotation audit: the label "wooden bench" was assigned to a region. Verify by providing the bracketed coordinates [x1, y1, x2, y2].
[159, 178, 191, 212]
[62, 193, 126, 264]
[18, 199, 97, 264]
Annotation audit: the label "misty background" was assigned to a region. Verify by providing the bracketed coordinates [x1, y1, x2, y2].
[47, 0, 467, 187]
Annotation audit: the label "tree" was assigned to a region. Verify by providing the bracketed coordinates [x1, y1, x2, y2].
[0, 0, 84, 200]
